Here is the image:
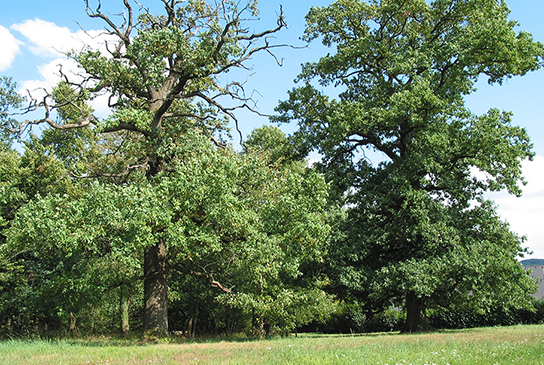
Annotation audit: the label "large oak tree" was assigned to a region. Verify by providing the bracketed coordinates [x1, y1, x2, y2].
[274, 0, 544, 332]
[1, 0, 330, 336]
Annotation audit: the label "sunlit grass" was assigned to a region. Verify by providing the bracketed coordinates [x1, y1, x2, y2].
[1, 324, 543, 364]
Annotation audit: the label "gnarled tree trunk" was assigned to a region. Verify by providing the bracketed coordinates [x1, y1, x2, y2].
[143, 238, 168, 336]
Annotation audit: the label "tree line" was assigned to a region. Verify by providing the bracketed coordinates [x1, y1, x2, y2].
[1, 0, 543, 337]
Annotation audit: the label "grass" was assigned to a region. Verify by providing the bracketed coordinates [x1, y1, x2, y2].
[1, 324, 543, 364]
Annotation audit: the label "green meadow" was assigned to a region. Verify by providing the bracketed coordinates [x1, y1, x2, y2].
[1, 324, 543, 364]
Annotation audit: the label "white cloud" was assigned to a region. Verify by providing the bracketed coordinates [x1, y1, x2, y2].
[519, 156, 544, 196]
[12, 19, 84, 57]
[487, 156, 544, 259]
[0, 25, 21, 71]
[11, 19, 117, 58]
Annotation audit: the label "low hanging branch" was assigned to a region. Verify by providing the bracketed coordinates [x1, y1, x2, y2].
[170, 264, 234, 294]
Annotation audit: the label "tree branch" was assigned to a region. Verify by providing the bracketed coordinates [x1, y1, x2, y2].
[170, 264, 234, 293]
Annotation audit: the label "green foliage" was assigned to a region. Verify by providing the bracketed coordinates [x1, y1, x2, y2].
[244, 125, 302, 167]
[0, 143, 95, 335]
[51, 82, 93, 124]
[2, 0, 292, 336]
[429, 300, 544, 329]
[0, 77, 24, 144]
[274, 0, 544, 332]
[218, 288, 337, 336]
[70, 0, 285, 139]
[2, 130, 331, 335]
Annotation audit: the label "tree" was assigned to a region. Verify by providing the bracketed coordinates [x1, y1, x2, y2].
[244, 125, 300, 167]
[273, 0, 544, 332]
[7, 131, 330, 335]
[211, 126, 337, 337]
[0, 81, 143, 334]
[2, 0, 297, 336]
[0, 139, 89, 334]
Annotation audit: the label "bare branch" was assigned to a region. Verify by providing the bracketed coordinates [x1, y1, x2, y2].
[18, 115, 96, 132]
[238, 5, 286, 41]
[192, 91, 243, 142]
[8, 88, 97, 136]
[84, 0, 133, 46]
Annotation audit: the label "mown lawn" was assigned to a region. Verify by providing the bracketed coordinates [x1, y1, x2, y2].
[1, 324, 543, 364]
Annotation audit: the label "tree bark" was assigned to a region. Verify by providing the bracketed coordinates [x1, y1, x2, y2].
[143, 238, 169, 336]
[403, 292, 433, 333]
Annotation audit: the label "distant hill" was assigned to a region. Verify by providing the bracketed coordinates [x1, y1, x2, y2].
[521, 259, 544, 267]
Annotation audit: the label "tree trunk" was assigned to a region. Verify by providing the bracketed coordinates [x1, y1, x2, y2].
[69, 312, 77, 332]
[186, 315, 197, 338]
[143, 238, 168, 336]
[403, 292, 433, 333]
[120, 284, 130, 335]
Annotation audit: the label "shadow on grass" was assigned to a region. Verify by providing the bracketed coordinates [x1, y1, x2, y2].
[2, 326, 493, 348]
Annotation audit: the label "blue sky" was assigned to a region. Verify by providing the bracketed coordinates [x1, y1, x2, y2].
[1, 0, 544, 258]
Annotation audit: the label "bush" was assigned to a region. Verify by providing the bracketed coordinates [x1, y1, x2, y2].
[429, 300, 544, 329]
